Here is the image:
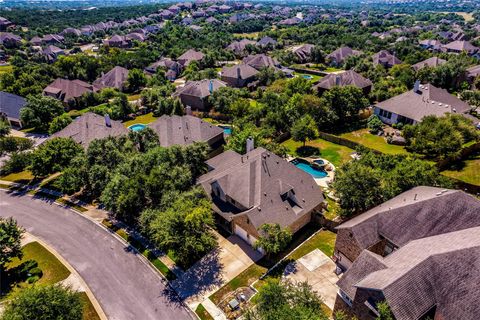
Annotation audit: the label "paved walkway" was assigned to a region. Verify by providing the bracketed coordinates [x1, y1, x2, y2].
[202, 298, 227, 320]
[284, 249, 340, 309]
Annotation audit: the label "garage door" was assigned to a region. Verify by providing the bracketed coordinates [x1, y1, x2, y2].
[235, 225, 253, 246]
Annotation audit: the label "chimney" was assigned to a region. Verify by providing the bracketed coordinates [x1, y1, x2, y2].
[335, 75, 341, 86]
[246, 137, 254, 153]
[236, 66, 241, 86]
[208, 79, 214, 94]
[413, 80, 420, 94]
[104, 114, 111, 127]
[185, 106, 192, 115]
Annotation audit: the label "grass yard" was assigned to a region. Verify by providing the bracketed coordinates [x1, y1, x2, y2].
[127, 94, 141, 101]
[441, 153, 480, 186]
[282, 138, 354, 167]
[288, 230, 336, 260]
[78, 292, 101, 320]
[233, 32, 259, 39]
[339, 128, 409, 155]
[295, 73, 323, 83]
[1, 242, 71, 301]
[0, 64, 13, 74]
[123, 112, 157, 127]
[195, 304, 214, 320]
[0, 170, 35, 184]
[323, 196, 340, 221]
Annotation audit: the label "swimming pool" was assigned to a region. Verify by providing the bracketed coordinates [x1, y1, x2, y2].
[302, 75, 313, 80]
[291, 158, 328, 178]
[218, 125, 232, 135]
[128, 123, 147, 132]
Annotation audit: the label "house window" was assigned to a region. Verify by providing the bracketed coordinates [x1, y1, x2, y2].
[384, 242, 396, 256]
[339, 289, 353, 307]
[378, 109, 392, 119]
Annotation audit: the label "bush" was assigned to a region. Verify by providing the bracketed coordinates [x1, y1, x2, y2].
[0, 137, 34, 155]
[367, 115, 383, 134]
[26, 276, 40, 284]
[0, 152, 32, 175]
[29, 267, 43, 278]
[19, 260, 38, 276]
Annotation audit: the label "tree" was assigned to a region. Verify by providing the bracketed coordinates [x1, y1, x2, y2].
[1, 285, 83, 320]
[245, 279, 328, 320]
[367, 114, 383, 134]
[48, 113, 72, 134]
[403, 114, 479, 159]
[0, 217, 24, 272]
[254, 223, 292, 256]
[139, 188, 216, 268]
[126, 68, 147, 92]
[0, 120, 11, 137]
[20, 95, 65, 131]
[30, 137, 83, 177]
[291, 115, 319, 147]
[376, 301, 394, 320]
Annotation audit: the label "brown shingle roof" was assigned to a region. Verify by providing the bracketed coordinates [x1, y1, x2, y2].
[221, 64, 259, 80]
[93, 66, 129, 90]
[313, 70, 372, 90]
[198, 148, 325, 231]
[243, 54, 279, 70]
[147, 115, 223, 147]
[173, 79, 226, 99]
[412, 57, 446, 71]
[376, 83, 471, 122]
[326, 46, 362, 64]
[51, 112, 129, 148]
[372, 50, 402, 67]
[177, 49, 205, 66]
[43, 78, 97, 103]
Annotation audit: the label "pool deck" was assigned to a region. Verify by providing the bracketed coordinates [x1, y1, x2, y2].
[287, 156, 335, 188]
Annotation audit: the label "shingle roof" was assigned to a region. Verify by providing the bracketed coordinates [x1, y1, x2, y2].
[221, 64, 259, 80]
[0, 32, 21, 44]
[43, 78, 97, 103]
[198, 147, 325, 231]
[467, 65, 480, 78]
[173, 79, 226, 99]
[0, 91, 27, 120]
[372, 50, 402, 66]
[243, 54, 279, 70]
[147, 115, 223, 147]
[314, 70, 372, 90]
[226, 39, 256, 54]
[326, 46, 362, 64]
[93, 66, 129, 90]
[51, 112, 129, 148]
[177, 49, 205, 66]
[291, 44, 315, 61]
[256, 36, 277, 47]
[443, 40, 479, 53]
[412, 57, 446, 71]
[376, 83, 471, 122]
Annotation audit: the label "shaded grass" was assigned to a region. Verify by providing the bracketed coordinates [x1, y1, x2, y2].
[0, 171, 35, 184]
[441, 152, 480, 186]
[127, 94, 141, 101]
[2, 242, 71, 300]
[78, 292, 101, 320]
[339, 128, 409, 155]
[282, 138, 353, 167]
[123, 112, 157, 127]
[323, 196, 340, 220]
[195, 304, 214, 320]
[0, 64, 13, 74]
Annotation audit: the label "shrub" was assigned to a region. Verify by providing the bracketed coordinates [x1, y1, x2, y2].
[29, 267, 43, 278]
[26, 276, 40, 284]
[0, 152, 32, 175]
[367, 115, 383, 134]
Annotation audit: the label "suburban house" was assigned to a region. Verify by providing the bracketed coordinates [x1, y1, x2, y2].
[0, 32, 22, 47]
[411, 57, 446, 71]
[290, 44, 315, 63]
[442, 40, 479, 55]
[93, 66, 129, 91]
[41, 34, 64, 45]
[466, 65, 480, 83]
[418, 39, 442, 51]
[144, 58, 182, 80]
[313, 70, 372, 95]
[221, 64, 259, 88]
[374, 82, 472, 125]
[30, 36, 43, 46]
[256, 36, 277, 48]
[198, 146, 325, 249]
[0, 17, 13, 31]
[226, 39, 256, 56]
[333, 186, 480, 320]
[0, 91, 26, 128]
[372, 50, 402, 68]
[41, 45, 65, 63]
[50, 112, 129, 148]
[326, 46, 362, 66]
[173, 79, 227, 110]
[103, 35, 131, 48]
[43, 78, 98, 106]
[177, 49, 205, 67]
[243, 54, 279, 70]
[147, 115, 224, 150]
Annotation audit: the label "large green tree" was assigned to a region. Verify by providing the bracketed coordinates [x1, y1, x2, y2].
[254, 224, 292, 257]
[30, 137, 83, 177]
[20, 95, 65, 131]
[1, 285, 83, 320]
[291, 114, 319, 147]
[0, 217, 24, 272]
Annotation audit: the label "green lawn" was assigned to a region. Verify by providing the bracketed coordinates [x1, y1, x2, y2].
[323, 196, 340, 221]
[0, 64, 13, 74]
[295, 73, 322, 83]
[2, 242, 71, 301]
[127, 94, 141, 101]
[282, 138, 354, 167]
[123, 112, 157, 127]
[78, 292, 101, 320]
[195, 304, 214, 320]
[339, 129, 409, 155]
[288, 230, 336, 260]
[441, 153, 480, 186]
[0, 171, 35, 184]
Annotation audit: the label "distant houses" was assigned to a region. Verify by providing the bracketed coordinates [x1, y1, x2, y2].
[412, 57, 446, 71]
[333, 186, 480, 320]
[243, 54, 279, 70]
[290, 44, 315, 63]
[313, 70, 372, 95]
[372, 50, 402, 68]
[50, 112, 129, 148]
[374, 82, 472, 125]
[198, 147, 325, 249]
[173, 79, 227, 110]
[326, 46, 362, 66]
[226, 39, 256, 56]
[0, 32, 22, 48]
[177, 49, 205, 67]
[144, 58, 182, 81]
[0, 91, 26, 128]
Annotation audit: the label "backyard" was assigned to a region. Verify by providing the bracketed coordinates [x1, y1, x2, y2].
[282, 138, 354, 167]
[0, 64, 13, 74]
[339, 128, 409, 155]
[123, 112, 157, 127]
[441, 152, 480, 186]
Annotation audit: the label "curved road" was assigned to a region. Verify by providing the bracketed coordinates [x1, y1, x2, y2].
[0, 191, 194, 320]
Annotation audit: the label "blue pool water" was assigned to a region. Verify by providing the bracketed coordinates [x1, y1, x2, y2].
[313, 159, 325, 165]
[218, 125, 232, 135]
[128, 123, 147, 132]
[291, 159, 328, 178]
[302, 75, 313, 80]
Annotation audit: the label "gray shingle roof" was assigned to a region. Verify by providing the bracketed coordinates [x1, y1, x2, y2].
[173, 79, 226, 99]
[314, 70, 372, 90]
[412, 57, 446, 71]
[0, 91, 27, 120]
[51, 112, 129, 148]
[177, 49, 205, 66]
[372, 50, 402, 66]
[243, 54, 279, 70]
[198, 147, 325, 231]
[93, 66, 129, 90]
[147, 115, 223, 147]
[43, 78, 97, 103]
[226, 39, 256, 55]
[326, 46, 362, 64]
[221, 64, 259, 79]
[376, 83, 471, 122]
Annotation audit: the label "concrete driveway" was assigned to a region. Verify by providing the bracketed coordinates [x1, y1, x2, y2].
[284, 249, 340, 310]
[172, 231, 263, 309]
[0, 190, 195, 320]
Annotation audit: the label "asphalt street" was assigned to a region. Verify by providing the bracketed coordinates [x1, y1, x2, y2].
[0, 190, 195, 320]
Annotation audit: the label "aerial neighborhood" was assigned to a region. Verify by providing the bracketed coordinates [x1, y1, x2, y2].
[0, 0, 479, 320]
